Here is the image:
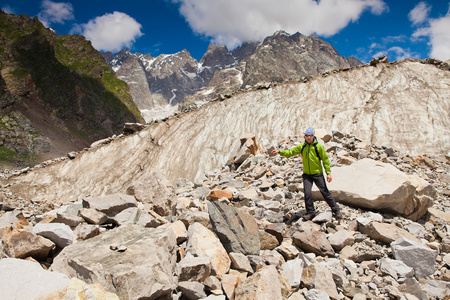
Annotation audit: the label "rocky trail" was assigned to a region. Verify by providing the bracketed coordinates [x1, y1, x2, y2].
[0, 130, 449, 299]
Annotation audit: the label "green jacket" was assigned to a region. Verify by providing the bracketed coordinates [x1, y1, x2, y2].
[279, 139, 331, 175]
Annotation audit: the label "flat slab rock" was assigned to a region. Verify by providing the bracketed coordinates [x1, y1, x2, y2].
[51, 224, 177, 300]
[314, 158, 435, 221]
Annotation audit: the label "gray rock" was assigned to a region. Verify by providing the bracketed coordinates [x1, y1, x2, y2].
[176, 254, 211, 282]
[304, 289, 331, 300]
[379, 257, 414, 280]
[51, 225, 177, 300]
[207, 200, 260, 255]
[282, 259, 304, 288]
[0, 258, 70, 300]
[33, 222, 73, 248]
[0, 210, 29, 229]
[82, 193, 138, 217]
[114, 207, 163, 228]
[178, 281, 207, 300]
[419, 279, 450, 299]
[391, 237, 438, 279]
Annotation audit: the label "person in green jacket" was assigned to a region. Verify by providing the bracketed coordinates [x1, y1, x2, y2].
[271, 127, 342, 221]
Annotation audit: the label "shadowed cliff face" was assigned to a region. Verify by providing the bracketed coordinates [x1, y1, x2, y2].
[3, 60, 449, 203]
[0, 12, 143, 168]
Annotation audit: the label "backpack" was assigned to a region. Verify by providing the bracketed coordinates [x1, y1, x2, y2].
[300, 142, 322, 162]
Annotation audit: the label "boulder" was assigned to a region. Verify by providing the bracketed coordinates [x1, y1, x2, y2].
[52, 212, 84, 227]
[0, 258, 70, 299]
[379, 258, 414, 280]
[391, 237, 438, 279]
[0, 210, 29, 229]
[78, 208, 108, 225]
[227, 134, 264, 166]
[357, 221, 421, 245]
[82, 193, 138, 217]
[73, 224, 100, 241]
[113, 207, 163, 228]
[176, 254, 211, 282]
[2, 225, 54, 260]
[178, 281, 207, 300]
[292, 222, 335, 257]
[319, 158, 435, 220]
[208, 200, 260, 255]
[32, 222, 73, 248]
[186, 222, 231, 276]
[302, 263, 339, 300]
[282, 259, 304, 288]
[229, 252, 254, 273]
[51, 225, 177, 300]
[126, 170, 177, 216]
[328, 229, 355, 251]
[234, 265, 285, 300]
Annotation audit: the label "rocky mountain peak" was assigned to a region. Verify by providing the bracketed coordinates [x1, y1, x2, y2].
[105, 31, 363, 121]
[200, 44, 236, 68]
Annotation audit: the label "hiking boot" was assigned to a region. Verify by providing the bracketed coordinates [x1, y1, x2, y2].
[286, 212, 301, 225]
[333, 211, 343, 220]
[303, 212, 317, 221]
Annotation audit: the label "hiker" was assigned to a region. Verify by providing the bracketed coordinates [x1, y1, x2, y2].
[271, 127, 342, 220]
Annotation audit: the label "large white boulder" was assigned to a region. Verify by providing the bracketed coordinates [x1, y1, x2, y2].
[315, 158, 435, 220]
[0, 258, 70, 299]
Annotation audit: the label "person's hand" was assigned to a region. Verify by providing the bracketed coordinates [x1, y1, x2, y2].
[326, 174, 332, 182]
[271, 149, 278, 155]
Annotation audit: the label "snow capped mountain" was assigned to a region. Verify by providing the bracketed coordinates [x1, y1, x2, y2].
[103, 31, 362, 121]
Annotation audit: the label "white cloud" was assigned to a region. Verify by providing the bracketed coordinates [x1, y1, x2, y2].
[408, 2, 431, 26]
[427, 15, 450, 60]
[38, 0, 74, 27]
[411, 4, 450, 60]
[76, 12, 143, 52]
[172, 0, 387, 49]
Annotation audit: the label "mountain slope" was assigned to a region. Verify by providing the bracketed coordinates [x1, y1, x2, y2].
[3, 59, 449, 203]
[0, 11, 143, 167]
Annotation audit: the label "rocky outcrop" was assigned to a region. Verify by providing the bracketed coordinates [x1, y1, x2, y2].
[0, 11, 143, 169]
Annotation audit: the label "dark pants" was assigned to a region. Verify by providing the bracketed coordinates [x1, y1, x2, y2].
[303, 173, 340, 214]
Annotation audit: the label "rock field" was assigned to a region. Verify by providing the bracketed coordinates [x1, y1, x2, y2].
[0, 131, 449, 300]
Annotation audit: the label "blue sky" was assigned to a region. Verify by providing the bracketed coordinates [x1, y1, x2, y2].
[2, 0, 450, 63]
